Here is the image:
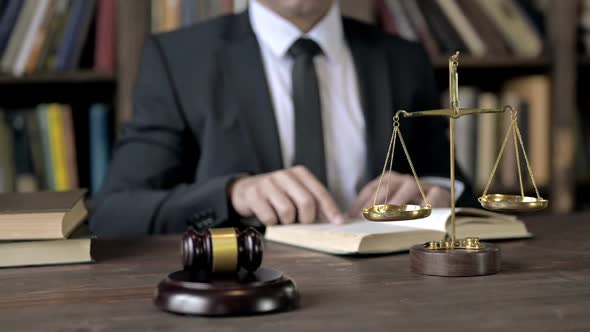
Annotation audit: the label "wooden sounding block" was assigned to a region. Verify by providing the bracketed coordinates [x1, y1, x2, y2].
[410, 239, 501, 277]
[154, 227, 299, 316]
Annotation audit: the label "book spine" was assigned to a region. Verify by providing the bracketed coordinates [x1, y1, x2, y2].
[94, 0, 115, 73]
[61, 105, 78, 189]
[386, 0, 418, 41]
[399, 0, 440, 58]
[37, 105, 55, 190]
[475, 93, 500, 191]
[0, 0, 25, 56]
[37, 0, 70, 72]
[7, 110, 38, 192]
[56, 0, 95, 72]
[434, 0, 486, 57]
[25, 0, 57, 74]
[0, 111, 15, 192]
[161, 0, 181, 32]
[25, 109, 47, 190]
[47, 104, 68, 191]
[89, 104, 110, 194]
[416, 0, 467, 53]
[476, 0, 542, 58]
[454, 0, 512, 57]
[1, 0, 35, 74]
[12, 0, 51, 76]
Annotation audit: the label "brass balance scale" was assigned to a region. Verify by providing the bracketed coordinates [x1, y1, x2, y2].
[362, 52, 548, 277]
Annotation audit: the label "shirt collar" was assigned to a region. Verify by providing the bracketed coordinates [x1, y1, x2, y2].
[249, 0, 345, 61]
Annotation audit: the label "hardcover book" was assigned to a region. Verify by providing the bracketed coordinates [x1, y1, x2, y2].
[265, 208, 530, 255]
[0, 189, 87, 240]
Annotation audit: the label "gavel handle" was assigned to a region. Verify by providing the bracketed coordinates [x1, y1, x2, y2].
[238, 217, 266, 234]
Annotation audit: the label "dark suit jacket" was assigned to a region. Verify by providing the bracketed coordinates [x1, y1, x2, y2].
[89, 13, 475, 238]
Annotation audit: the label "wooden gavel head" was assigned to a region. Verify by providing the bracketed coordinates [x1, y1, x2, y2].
[181, 227, 263, 274]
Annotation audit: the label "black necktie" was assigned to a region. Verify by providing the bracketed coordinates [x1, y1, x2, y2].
[288, 38, 327, 185]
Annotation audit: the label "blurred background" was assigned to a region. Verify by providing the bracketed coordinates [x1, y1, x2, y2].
[0, 0, 587, 214]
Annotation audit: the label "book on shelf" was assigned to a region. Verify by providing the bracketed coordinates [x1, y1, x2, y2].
[475, 0, 543, 58]
[503, 75, 550, 188]
[89, 103, 111, 194]
[265, 208, 530, 255]
[445, 76, 550, 192]
[151, 0, 238, 33]
[0, 0, 24, 56]
[475, 93, 502, 191]
[0, 224, 92, 268]
[0, 103, 109, 194]
[55, 0, 96, 72]
[94, 0, 115, 73]
[0, 0, 114, 75]
[0, 189, 87, 240]
[378, 0, 545, 59]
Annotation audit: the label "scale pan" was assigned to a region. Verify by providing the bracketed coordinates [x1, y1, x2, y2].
[362, 204, 431, 222]
[479, 194, 548, 212]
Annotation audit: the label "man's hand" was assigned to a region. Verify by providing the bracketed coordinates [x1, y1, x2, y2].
[229, 166, 345, 226]
[349, 171, 451, 217]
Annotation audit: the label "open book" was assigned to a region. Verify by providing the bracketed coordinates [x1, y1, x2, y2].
[264, 208, 531, 255]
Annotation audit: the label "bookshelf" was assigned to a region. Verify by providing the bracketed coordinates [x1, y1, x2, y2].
[0, 0, 582, 213]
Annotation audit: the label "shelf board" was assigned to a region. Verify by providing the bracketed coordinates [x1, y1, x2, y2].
[0, 71, 116, 84]
[432, 56, 550, 69]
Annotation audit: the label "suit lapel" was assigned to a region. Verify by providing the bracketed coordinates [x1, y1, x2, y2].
[344, 20, 395, 179]
[222, 13, 283, 172]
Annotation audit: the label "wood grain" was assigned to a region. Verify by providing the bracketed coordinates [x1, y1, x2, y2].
[0, 213, 589, 331]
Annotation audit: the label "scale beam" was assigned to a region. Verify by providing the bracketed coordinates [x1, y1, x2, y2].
[396, 108, 505, 119]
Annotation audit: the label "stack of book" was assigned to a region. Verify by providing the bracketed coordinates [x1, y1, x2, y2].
[377, 0, 545, 58]
[0, 0, 116, 76]
[0, 190, 92, 268]
[445, 75, 550, 192]
[0, 103, 111, 194]
[151, 0, 248, 33]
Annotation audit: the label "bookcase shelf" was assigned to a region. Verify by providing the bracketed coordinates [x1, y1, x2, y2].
[0, 71, 116, 85]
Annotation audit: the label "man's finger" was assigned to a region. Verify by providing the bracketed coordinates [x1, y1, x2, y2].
[262, 177, 296, 224]
[426, 186, 450, 208]
[272, 170, 318, 224]
[246, 187, 277, 225]
[388, 178, 421, 206]
[291, 166, 344, 224]
[350, 179, 378, 217]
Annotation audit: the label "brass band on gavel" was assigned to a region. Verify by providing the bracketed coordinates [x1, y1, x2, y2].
[181, 227, 263, 274]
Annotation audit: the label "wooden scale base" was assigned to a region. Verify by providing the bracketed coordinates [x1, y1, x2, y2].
[410, 243, 501, 277]
[154, 267, 299, 316]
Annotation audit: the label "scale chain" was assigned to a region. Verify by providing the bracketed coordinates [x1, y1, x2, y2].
[513, 116, 525, 198]
[397, 127, 431, 208]
[482, 114, 514, 198]
[372, 116, 430, 208]
[373, 119, 397, 207]
[515, 124, 542, 200]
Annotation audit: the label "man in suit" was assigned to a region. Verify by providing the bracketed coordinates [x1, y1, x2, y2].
[90, 0, 472, 238]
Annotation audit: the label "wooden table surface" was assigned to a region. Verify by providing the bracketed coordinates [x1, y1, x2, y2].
[0, 213, 589, 331]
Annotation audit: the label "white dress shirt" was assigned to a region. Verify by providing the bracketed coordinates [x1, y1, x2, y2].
[249, 0, 463, 210]
[250, 0, 366, 209]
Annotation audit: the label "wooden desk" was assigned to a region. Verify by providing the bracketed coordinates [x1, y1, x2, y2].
[1, 213, 589, 331]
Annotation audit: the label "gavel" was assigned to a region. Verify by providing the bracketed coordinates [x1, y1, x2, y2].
[181, 227, 263, 274]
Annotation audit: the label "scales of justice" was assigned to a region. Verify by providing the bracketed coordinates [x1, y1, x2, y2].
[362, 52, 548, 277]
